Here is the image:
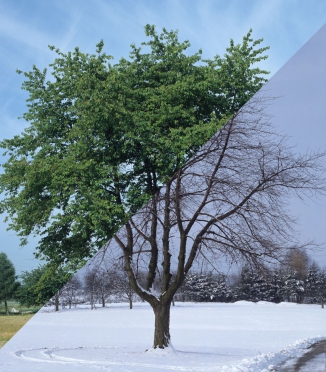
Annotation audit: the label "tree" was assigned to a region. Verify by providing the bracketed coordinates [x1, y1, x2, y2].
[84, 269, 99, 310]
[265, 272, 284, 303]
[61, 275, 81, 309]
[0, 26, 269, 268]
[184, 274, 211, 302]
[183, 273, 233, 302]
[16, 266, 46, 308]
[316, 269, 326, 308]
[284, 249, 311, 281]
[94, 269, 112, 308]
[0, 252, 20, 315]
[93, 98, 326, 348]
[233, 267, 285, 303]
[83, 267, 112, 308]
[109, 269, 137, 309]
[237, 266, 261, 302]
[305, 263, 320, 302]
[283, 271, 305, 304]
[308, 267, 326, 308]
[17, 264, 71, 311]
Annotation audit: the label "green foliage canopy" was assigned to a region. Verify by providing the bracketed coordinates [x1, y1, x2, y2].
[0, 252, 20, 314]
[0, 25, 269, 267]
[16, 264, 71, 307]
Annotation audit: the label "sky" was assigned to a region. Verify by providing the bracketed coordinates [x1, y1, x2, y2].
[0, 0, 326, 274]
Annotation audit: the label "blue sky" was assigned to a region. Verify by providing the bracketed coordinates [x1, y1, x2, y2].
[1, 0, 326, 274]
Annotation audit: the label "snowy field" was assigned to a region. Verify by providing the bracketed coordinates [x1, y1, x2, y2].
[0, 301, 326, 371]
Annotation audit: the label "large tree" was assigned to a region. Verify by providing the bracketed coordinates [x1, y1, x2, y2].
[0, 252, 20, 315]
[91, 97, 326, 348]
[0, 25, 269, 268]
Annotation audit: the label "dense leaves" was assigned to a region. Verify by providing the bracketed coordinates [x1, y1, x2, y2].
[0, 252, 20, 314]
[0, 25, 269, 267]
[16, 264, 72, 307]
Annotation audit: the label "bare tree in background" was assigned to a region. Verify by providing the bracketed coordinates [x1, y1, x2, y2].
[95, 269, 112, 307]
[95, 96, 326, 348]
[50, 286, 65, 312]
[62, 275, 81, 309]
[83, 267, 113, 308]
[84, 269, 99, 310]
[108, 268, 137, 309]
[283, 248, 311, 280]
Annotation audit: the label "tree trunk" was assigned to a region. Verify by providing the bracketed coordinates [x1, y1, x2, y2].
[153, 303, 171, 348]
[55, 296, 59, 312]
[129, 297, 133, 309]
[322, 298, 324, 309]
[4, 299, 9, 315]
[102, 296, 105, 307]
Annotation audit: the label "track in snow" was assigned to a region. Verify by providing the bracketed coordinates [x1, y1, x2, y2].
[13, 346, 247, 371]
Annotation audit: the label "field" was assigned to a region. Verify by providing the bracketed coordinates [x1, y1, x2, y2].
[0, 300, 40, 348]
[0, 301, 326, 371]
[0, 314, 34, 348]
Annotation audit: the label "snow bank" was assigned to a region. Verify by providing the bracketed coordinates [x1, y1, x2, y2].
[228, 336, 325, 371]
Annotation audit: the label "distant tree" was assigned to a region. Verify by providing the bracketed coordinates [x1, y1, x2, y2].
[237, 266, 261, 302]
[84, 269, 99, 310]
[282, 271, 305, 304]
[284, 249, 311, 281]
[94, 269, 112, 307]
[36, 266, 72, 311]
[16, 266, 46, 307]
[0, 252, 20, 315]
[232, 267, 284, 303]
[83, 267, 112, 309]
[315, 268, 326, 308]
[61, 275, 81, 309]
[17, 264, 71, 311]
[265, 272, 284, 303]
[305, 264, 320, 302]
[184, 273, 233, 302]
[184, 274, 211, 301]
[109, 268, 137, 309]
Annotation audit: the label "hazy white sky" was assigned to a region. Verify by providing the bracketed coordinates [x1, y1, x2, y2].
[0, 0, 326, 273]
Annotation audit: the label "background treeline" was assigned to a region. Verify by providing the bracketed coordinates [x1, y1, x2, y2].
[3, 249, 326, 313]
[177, 249, 326, 306]
[39, 249, 326, 310]
[177, 264, 326, 306]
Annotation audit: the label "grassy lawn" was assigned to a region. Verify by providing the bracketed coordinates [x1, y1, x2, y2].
[0, 314, 34, 348]
[0, 301, 41, 348]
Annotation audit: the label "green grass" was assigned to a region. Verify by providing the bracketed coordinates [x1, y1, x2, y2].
[0, 300, 41, 348]
[0, 313, 34, 348]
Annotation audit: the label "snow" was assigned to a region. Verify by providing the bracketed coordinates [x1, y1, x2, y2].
[1, 301, 326, 371]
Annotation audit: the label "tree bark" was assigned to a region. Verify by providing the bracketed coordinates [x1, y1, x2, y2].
[153, 302, 171, 348]
[102, 296, 105, 307]
[129, 297, 133, 309]
[4, 299, 9, 315]
[322, 298, 324, 309]
[55, 295, 59, 312]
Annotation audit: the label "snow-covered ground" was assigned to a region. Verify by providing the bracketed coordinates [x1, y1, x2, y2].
[0, 301, 326, 371]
